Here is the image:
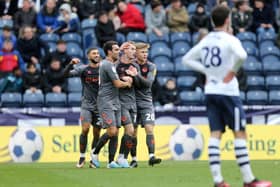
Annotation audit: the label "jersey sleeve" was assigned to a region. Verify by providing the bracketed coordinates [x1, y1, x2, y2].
[105, 62, 119, 81]
[230, 37, 247, 73]
[134, 63, 156, 88]
[69, 65, 86, 77]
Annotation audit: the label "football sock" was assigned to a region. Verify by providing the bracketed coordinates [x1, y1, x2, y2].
[130, 136, 137, 158]
[208, 137, 223, 184]
[93, 133, 109, 155]
[123, 134, 133, 159]
[119, 135, 126, 155]
[146, 134, 155, 154]
[149, 154, 154, 158]
[79, 134, 87, 156]
[234, 139, 255, 183]
[91, 135, 99, 150]
[109, 136, 118, 163]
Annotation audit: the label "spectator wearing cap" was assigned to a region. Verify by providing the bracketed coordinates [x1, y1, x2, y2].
[0, 0, 18, 20]
[95, 11, 116, 47]
[41, 39, 72, 69]
[167, 0, 190, 32]
[145, 0, 169, 36]
[0, 39, 25, 77]
[17, 26, 49, 67]
[117, 1, 145, 35]
[0, 26, 17, 49]
[13, 0, 37, 34]
[189, 3, 210, 33]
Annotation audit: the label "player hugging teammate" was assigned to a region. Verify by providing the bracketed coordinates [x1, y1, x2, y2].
[68, 40, 161, 168]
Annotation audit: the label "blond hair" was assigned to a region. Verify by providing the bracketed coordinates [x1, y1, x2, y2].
[134, 42, 150, 50]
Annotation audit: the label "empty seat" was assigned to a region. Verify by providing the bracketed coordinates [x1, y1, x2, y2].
[116, 32, 126, 45]
[157, 76, 176, 86]
[247, 75, 265, 90]
[61, 33, 82, 44]
[177, 76, 196, 90]
[67, 77, 82, 92]
[258, 30, 276, 42]
[269, 90, 280, 105]
[246, 90, 268, 105]
[175, 61, 196, 75]
[155, 61, 174, 76]
[262, 55, 280, 63]
[153, 56, 171, 64]
[263, 61, 280, 74]
[1, 93, 22, 107]
[127, 32, 147, 42]
[243, 61, 262, 75]
[246, 56, 259, 63]
[259, 40, 275, 49]
[259, 46, 280, 58]
[266, 75, 280, 90]
[40, 33, 60, 43]
[170, 32, 191, 44]
[0, 19, 13, 28]
[23, 93, 44, 107]
[148, 33, 169, 44]
[81, 18, 97, 30]
[172, 41, 190, 57]
[180, 91, 203, 105]
[68, 92, 82, 107]
[236, 32, 256, 42]
[67, 43, 83, 59]
[45, 93, 67, 107]
[82, 29, 98, 50]
[150, 46, 172, 59]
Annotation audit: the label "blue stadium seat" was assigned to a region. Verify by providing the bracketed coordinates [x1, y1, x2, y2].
[0, 19, 13, 28]
[174, 56, 183, 64]
[263, 61, 280, 74]
[269, 90, 280, 105]
[45, 93, 67, 107]
[262, 55, 280, 63]
[1, 93, 22, 107]
[127, 32, 147, 42]
[148, 33, 169, 44]
[82, 29, 98, 50]
[47, 42, 57, 53]
[153, 56, 171, 64]
[240, 91, 246, 103]
[23, 93, 44, 107]
[177, 76, 196, 90]
[187, 3, 198, 15]
[61, 33, 82, 44]
[116, 32, 126, 45]
[192, 32, 199, 45]
[40, 33, 60, 43]
[258, 30, 276, 42]
[259, 40, 275, 49]
[243, 44, 258, 57]
[180, 91, 203, 105]
[170, 32, 191, 44]
[236, 32, 256, 42]
[242, 41, 257, 50]
[68, 93, 82, 107]
[67, 43, 83, 59]
[246, 90, 268, 105]
[266, 75, 280, 90]
[155, 61, 174, 76]
[246, 56, 259, 63]
[150, 45, 172, 59]
[259, 46, 280, 58]
[67, 77, 82, 93]
[81, 18, 97, 30]
[172, 41, 190, 57]
[157, 76, 176, 86]
[175, 61, 196, 75]
[246, 75, 265, 90]
[242, 61, 262, 75]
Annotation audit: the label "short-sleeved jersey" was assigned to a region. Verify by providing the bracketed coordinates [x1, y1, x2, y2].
[68, 64, 99, 111]
[116, 61, 139, 108]
[183, 31, 247, 96]
[135, 62, 157, 109]
[98, 59, 120, 110]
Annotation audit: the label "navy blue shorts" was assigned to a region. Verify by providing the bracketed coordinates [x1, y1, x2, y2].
[205, 94, 246, 132]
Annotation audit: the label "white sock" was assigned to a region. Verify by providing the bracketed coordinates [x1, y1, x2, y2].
[80, 153, 85, 158]
[149, 153, 154, 158]
[234, 139, 255, 183]
[92, 154, 98, 161]
[132, 156, 137, 161]
[208, 137, 223, 184]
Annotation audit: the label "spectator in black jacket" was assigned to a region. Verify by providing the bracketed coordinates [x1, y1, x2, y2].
[160, 79, 181, 107]
[75, 0, 100, 20]
[232, 0, 253, 34]
[17, 26, 49, 67]
[95, 11, 116, 47]
[13, 0, 37, 34]
[189, 3, 210, 33]
[23, 63, 43, 94]
[43, 58, 66, 93]
[0, 0, 18, 20]
[41, 39, 72, 69]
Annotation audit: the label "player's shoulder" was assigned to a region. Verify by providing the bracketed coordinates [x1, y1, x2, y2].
[147, 61, 156, 69]
[75, 64, 88, 71]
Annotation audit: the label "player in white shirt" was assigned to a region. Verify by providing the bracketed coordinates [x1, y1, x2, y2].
[182, 5, 272, 187]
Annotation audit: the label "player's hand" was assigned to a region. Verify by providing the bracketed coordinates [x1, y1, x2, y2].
[223, 71, 235, 83]
[70, 58, 80, 65]
[126, 66, 138, 76]
[122, 76, 133, 84]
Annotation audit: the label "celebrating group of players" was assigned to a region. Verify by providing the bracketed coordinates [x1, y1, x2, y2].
[63, 40, 161, 168]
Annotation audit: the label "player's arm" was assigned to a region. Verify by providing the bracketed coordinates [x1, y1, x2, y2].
[63, 58, 81, 77]
[182, 44, 206, 74]
[127, 64, 155, 88]
[106, 62, 131, 88]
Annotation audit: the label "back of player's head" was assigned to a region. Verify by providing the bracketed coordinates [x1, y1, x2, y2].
[211, 5, 231, 27]
[134, 42, 150, 50]
[87, 47, 99, 55]
[103, 41, 118, 56]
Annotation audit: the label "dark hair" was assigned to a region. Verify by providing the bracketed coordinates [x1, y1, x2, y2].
[151, 0, 162, 9]
[3, 25, 12, 31]
[87, 47, 99, 55]
[27, 63, 36, 69]
[97, 10, 107, 19]
[56, 39, 66, 44]
[235, 0, 245, 9]
[211, 5, 230, 27]
[103, 41, 118, 56]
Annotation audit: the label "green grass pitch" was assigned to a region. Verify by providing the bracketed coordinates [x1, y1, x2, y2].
[0, 161, 278, 187]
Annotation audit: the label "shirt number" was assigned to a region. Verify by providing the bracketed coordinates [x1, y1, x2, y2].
[202, 46, 222, 68]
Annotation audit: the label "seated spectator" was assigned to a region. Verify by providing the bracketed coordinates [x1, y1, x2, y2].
[17, 26, 49, 67]
[56, 3, 80, 34]
[101, 0, 116, 12]
[0, 0, 18, 20]
[13, 0, 37, 34]
[252, 0, 275, 34]
[0, 39, 25, 77]
[108, 6, 121, 30]
[43, 58, 66, 93]
[0, 67, 23, 93]
[37, 0, 59, 33]
[117, 1, 145, 35]
[232, 0, 253, 34]
[167, 0, 189, 32]
[0, 26, 17, 49]
[41, 39, 71, 69]
[23, 63, 43, 94]
[75, 0, 100, 20]
[160, 79, 181, 107]
[189, 3, 210, 33]
[95, 11, 116, 47]
[145, 0, 169, 36]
